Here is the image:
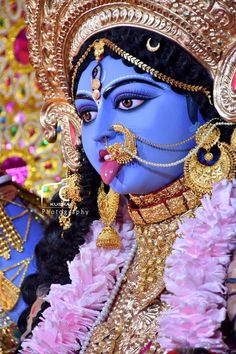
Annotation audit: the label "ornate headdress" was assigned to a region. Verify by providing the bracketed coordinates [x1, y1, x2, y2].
[25, 0, 236, 171]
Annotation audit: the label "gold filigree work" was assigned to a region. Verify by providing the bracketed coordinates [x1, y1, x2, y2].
[85, 254, 167, 354]
[96, 183, 121, 249]
[58, 172, 81, 233]
[0, 258, 32, 311]
[184, 123, 236, 196]
[0, 204, 32, 259]
[106, 124, 138, 165]
[85, 207, 196, 353]
[129, 178, 200, 225]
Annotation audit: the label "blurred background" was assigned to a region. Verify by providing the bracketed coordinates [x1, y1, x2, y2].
[0, 0, 65, 199]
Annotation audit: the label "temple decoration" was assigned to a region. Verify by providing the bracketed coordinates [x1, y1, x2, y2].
[0, 0, 65, 196]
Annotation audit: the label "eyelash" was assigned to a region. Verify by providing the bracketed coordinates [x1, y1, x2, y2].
[77, 104, 97, 116]
[76, 89, 157, 123]
[114, 90, 153, 108]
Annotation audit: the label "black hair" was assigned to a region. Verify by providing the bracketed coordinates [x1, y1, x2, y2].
[18, 145, 100, 336]
[18, 26, 228, 340]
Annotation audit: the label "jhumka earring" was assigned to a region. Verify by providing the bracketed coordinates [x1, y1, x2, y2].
[59, 170, 82, 235]
[96, 182, 121, 249]
[184, 122, 236, 195]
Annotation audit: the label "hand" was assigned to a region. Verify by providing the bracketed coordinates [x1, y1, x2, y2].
[0, 184, 18, 201]
[21, 297, 45, 341]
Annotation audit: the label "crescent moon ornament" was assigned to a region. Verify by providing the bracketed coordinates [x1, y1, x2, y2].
[146, 38, 160, 53]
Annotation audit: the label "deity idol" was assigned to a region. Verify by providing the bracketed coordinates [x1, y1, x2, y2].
[0, 169, 46, 353]
[19, 1, 236, 353]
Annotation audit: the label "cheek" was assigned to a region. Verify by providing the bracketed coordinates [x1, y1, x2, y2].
[81, 125, 93, 156]
[81, 129, 101, 172]
[135, 95, 191, 144]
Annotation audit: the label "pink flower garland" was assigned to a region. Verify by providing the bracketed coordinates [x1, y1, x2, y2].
[158, 180, 236, 353]
[21, 180, 236, 354]
[21, 212, 135, 354]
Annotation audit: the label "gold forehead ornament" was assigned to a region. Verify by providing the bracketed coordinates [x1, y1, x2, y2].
[71, 38, 212, 102]
[25, 0, 236, 172]
[146, 38, 160, 53]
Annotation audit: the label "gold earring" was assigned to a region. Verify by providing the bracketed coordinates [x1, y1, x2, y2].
[96, 182, 121, 249]
[59, 170, 81, 236]
[184, 122, 236, 196]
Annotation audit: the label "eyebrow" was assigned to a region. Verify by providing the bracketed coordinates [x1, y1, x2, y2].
[103, 78, 164, 98]
[75, 93, 93, 100]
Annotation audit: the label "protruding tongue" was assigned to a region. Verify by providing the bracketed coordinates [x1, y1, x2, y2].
[101, 160, 120, 184]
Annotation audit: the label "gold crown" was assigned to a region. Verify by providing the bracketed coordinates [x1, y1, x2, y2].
[25, 0, 236, 171]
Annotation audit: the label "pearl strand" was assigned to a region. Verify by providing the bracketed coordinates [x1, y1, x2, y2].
[80, 242, 137, 354]
[124, 121, 235, 168]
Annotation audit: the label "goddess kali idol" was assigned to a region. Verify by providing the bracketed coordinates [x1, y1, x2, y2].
[17, 0, 236, 353]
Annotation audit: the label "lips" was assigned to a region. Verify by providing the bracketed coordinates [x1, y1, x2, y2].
[99, 150, 121, 185]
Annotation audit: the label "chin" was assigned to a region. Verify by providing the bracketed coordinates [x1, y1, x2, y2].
[109, 177, 129, 194]
[109, 175, 154, 195]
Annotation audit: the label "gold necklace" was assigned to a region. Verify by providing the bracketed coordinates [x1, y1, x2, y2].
[0, 257, 32, 311]
[86, 210, 197, 354]
[86, 179, 199, 353]
[86, 178, 200, 354]
[129, 177, 200, 225]
[0, 202, 32, 260]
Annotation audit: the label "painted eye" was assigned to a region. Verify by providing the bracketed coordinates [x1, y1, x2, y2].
[118, 99, 145, 110]
[80, 111, 97, 123]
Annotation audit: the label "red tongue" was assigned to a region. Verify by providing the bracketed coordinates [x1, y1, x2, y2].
[101, 160, 120, 184]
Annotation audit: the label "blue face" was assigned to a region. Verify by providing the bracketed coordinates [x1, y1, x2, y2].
[75, 56, 205, 195]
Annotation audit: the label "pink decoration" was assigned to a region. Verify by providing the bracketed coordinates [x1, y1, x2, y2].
[29, 146, 35, 154]
[14, 111, 26, 124]
[232, 73, 236, 91]
[0, 157, 28, 185]
[55, 176, 61, 182]
[6, 102, 15, 113]
[19, 140, 25, 148]
[5, 143, 12, 150]
[6, 166, 28, 185]
[21, 204, 135, 354]
[13, 28, 30, 65]
[157, 179, 236, 353]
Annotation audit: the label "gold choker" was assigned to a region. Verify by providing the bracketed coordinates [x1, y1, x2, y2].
[128, 177, 200, 225]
